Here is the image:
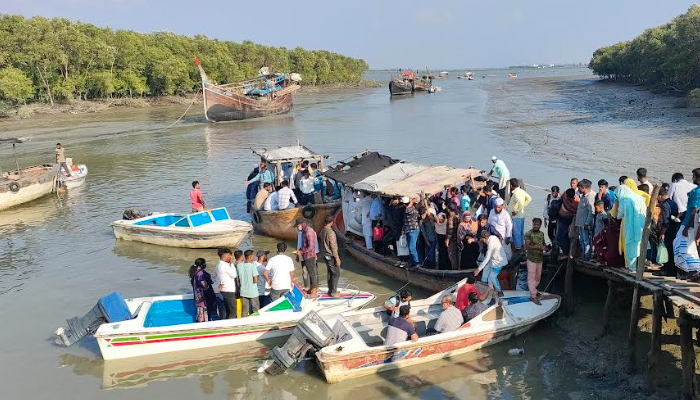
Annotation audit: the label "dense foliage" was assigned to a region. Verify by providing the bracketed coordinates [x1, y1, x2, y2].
[0, 14, 368, 104]
[589, 5, 700, 92]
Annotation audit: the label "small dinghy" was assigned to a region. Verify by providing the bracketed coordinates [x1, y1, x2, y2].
[55, 285, 375, 360]
[262, 280, 560, 382]
[61, 158, 88, 189]
[111, 207, 252, 248]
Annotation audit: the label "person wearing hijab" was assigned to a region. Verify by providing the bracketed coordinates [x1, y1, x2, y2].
[556, 188, 579, 259]
[611, 184, 647, 270]
[457, 211, 480, 268]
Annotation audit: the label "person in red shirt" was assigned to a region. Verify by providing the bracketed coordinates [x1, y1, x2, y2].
[455, 274, 492, 312]
[373, 220, 385, 255]
[190, 181, 205, 213]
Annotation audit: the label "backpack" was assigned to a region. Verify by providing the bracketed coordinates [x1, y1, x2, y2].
[547, 195, 562, 221]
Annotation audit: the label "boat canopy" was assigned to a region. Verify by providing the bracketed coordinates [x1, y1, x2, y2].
[251, 144, 328, 164]
[371, 165, 483, 198]
[352, 162, 428, 192]
[323, 151, 398, 186]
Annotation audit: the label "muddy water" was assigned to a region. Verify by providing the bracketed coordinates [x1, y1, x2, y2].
[1, 68, 698, 399]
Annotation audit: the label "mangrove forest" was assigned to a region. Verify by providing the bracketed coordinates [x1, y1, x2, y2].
[589, 5, 700, 93]
[0, 14, 368, 105]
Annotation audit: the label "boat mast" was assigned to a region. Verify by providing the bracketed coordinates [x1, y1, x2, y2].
[13, 143, 21, 178]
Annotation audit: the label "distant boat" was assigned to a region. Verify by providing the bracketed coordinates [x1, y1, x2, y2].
[457, 71, 475, 80]
[508, 73, 518, 78]
[195, 58, 300, 122]
[439, 71, 449, 78]
[389, 71, 415, 95]
[0, 137, 57, 211]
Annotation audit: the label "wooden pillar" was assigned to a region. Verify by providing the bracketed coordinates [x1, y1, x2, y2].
[601, 280, 616, 337]
[627, 282, 641, 373]
[645, 290, 663, 395]
[679, 307, 700, 400]
[564, 253, 576, 316]
[275, 161, 282, 187]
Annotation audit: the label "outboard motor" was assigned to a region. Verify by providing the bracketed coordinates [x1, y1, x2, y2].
[122, 208, 145, 220]
[55, 292, 132, 347]
[261, 311, 335, 376]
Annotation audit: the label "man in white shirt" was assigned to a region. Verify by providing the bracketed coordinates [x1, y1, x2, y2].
[277, 180, 297, 210]
[475, 230, 508, 296]
[670, 172, 697, 218]
[215, 248, 238, 319]
[264, 242, 296, 301]
[263, 190, 279, 211]
[298, 170, 316, 205]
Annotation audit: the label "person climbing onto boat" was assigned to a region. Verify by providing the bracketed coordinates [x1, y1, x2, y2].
[55, 143, 72, 177]
[264, 242, 296, 301]
[254, 182, 273, 210]
[455, 274, 493, 311]
[246, 161, 274, 189]
[319, 214, 342, 297]
[463, 292, 488, 322]
[189, 258, 218, 322]
[474, 230, 508, 296]
[385, 305, 418, 346]
[295, 218, 319, 298]
[488, 156, 510, 199]
[237, 250, 260, 317]
[428, 296, 462, 334]
[215, 248, 238, 319]
[190, 181, 205, 213]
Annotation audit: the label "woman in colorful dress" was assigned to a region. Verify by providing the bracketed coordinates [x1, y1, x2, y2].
[189, 258, 219, 322]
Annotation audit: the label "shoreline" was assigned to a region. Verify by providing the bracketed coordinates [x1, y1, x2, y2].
[0, 81, 383, 120]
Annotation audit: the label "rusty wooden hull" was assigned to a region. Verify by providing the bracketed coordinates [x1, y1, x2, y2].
[252, 202, 341, 240]
[203, 84, 298, 122]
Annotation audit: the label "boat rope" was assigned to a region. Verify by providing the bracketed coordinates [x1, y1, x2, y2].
[153, 88, 201, 133]
[370, 280, 412, 298]
[543, 258, 566, 292]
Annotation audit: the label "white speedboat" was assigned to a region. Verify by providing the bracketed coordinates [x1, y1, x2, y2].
[55, 285, 375, 360]
[111, 207, 252, 248]
[61, 158, 88, 189]
[263, 280, 560, 383]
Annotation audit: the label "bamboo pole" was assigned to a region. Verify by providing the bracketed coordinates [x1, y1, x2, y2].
[679, 307, 700, 400]
[645, 290, 663, 394]
[627, 282, 641, 372]
[601, 280, 616, 337]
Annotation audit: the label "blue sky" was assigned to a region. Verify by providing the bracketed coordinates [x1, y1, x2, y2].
[4, 0, 697, 69]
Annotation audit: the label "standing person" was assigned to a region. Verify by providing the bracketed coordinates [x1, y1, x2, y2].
[419, 207, 438, 268]
[575, 179, 596, 260]
[524, 218, 546, 304]
[681, 169, 700, 229]
[254, 182, 273, 210]
[653, 188, 679, 276]
[675, 207, 700, 281]
[190, 181, 205, 213]
[487, 198, 513, 246]
[507, 178, 532, 252]
[370, 194, 384, 227]
[264, 243, 296, 301]
[403, 196, 421, 267]
[637, 167, 653, 195]
[488, 156, 510, 199]
[189, 258, 218, 322]
[557, 188, 579, 259]
[277, 180, 297, 210]
[373, 220, 386, 255]
[597, 180, 615, 211]
[255, 250, 272, 308]
[570, 178, 580, 200]
[611, 184, 647, 270]
[55, 143, 72, 177]
[457, 211, 479, 269]
[384, 197, 406, 256]
[359, 192, 374, 249]
[482, 184, 500, 217]
[295, 218, 319, 297]
[445, 205, 460, 269]
[246, 161, 274, 188]
[319, 214, 342, 297]
[215, 248, 238, 319]
[593, 201, 609, 240]
[670, 172, 696, 222]
[460, 185, 472, 215]
[298, 169, 316, 205]
[435, 212, 448, 269]
[544, 186, 561, 245]
[475, 230, 508, 296]
[237, 250, 260, 317]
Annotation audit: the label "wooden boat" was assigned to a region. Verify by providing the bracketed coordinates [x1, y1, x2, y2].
[55, 285, 375, 360]
[195, 58, 300, 122]
[457, 71, 475, 80]
[438, 71, 449, 78]
[60, 158, 88, 189]
[0, 138, 57, 211]
[248, 144, 340, 240]
[111, 207, 252, 248]
[389, 71, 415, 95]
[313, 285, 560, 382]
[508, 73, 518, 78]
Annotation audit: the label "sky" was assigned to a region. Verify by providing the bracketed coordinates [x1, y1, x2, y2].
[3, 0, 698, 69]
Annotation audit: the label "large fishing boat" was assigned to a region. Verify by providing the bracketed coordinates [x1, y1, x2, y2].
[247, 144, 340, 240]
[389, 71, 415, 95]
[0, 138, 57, 211]
[195, 58, 301, 122]
[323, 151, 488, 292]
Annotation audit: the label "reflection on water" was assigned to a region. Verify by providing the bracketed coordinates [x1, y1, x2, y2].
[1, 67, 695, 399]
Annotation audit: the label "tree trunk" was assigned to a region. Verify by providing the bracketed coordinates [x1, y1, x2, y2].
[35, 63, 54, 106]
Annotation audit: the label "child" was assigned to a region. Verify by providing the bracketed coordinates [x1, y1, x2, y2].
[373, 220, 385, 255]
[460, 185, 471, 215]
[524, 218, 546, 304]
[593, 200, 608, 240]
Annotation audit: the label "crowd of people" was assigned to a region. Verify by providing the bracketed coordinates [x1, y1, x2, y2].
[186, 215, 342, 322]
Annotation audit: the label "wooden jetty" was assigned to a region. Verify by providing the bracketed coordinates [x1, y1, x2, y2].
[551, 185, 700, 399]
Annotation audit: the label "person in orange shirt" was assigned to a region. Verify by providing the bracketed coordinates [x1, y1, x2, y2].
[190, 181, 205, 213]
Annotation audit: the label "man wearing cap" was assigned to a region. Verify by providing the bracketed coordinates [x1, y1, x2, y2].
[488, 156, 511, 199]
[487, 197, 513, 246]
[255, 250, 272, 307]
[264, 242, 296, 301]
[294, 218, 319, 297]
[319, 214, 342, 297]
[403, 195, 421, 267]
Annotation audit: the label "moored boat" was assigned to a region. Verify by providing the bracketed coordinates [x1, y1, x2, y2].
[389, 71, 415, 95]
[457, 71, 474, 80]
[55, 285, 375, 360]
[248, 144, 341, 240]
[60, 158, 88, 189]
[111, 207, 252, 248]
[195, 58, 301, 122]
[0, 137, 57, 211]
[508, 73, 518, 78]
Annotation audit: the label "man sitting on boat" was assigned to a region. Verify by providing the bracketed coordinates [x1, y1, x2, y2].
[385, 305, 418, 346]
[277, 180, 297, 210]
[463, 292, 488, 322]
[428, 296, 462, 334]
[383, 289, 415, 328]
[455, 275, 493, 312]
[255, 183, 273, 210]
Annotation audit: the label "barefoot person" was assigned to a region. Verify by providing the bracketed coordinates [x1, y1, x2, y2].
[55, 143, 72, 177]
[524, 218, 546, 304]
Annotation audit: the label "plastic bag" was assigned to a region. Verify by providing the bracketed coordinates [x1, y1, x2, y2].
[656, 243, 669, 265]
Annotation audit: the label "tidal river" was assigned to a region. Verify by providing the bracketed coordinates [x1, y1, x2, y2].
[1, 67, 699, 400]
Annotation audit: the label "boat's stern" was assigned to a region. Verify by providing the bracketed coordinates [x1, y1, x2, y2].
[309, 288, 375, 314]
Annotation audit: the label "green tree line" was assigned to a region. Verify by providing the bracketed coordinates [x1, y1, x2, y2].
[589, 5, 700, 92]
[0, 14, 368, 105]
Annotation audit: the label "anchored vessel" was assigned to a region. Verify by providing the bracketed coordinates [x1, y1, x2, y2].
[0, 137, 56, 211]
[196, 58, 300, 122]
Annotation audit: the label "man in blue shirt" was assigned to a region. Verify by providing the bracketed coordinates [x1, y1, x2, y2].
[247, 161, 275, 188]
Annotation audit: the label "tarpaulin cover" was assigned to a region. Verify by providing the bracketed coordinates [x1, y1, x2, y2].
[371, 166, 482, 198]
[324, 152, 398, 185]
[352, 162, 428, 193]
[98, 292, 132, 322]
[252, 145, 327, 162]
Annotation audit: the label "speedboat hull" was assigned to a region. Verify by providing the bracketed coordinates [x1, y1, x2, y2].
[63, 164, 88, 189]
